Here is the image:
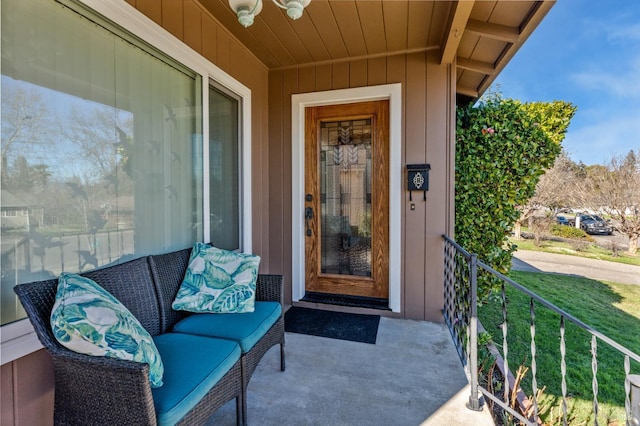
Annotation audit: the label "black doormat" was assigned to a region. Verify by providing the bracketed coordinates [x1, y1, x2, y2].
[301, 291, 391, 311]
[284, 306, 380, 344]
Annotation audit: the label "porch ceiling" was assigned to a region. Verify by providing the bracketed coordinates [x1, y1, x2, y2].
[197, 0, 555, 103]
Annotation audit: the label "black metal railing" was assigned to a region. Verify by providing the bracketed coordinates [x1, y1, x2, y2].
[1, 228, 134, 325]
[443, 235, 640, 425]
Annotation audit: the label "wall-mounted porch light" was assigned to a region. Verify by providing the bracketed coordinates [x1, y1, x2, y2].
[228, 0, 311, 28]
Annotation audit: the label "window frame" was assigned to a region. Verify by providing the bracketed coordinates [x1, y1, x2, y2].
[207, 80, 245, 250]
[0, 0, 253, 364]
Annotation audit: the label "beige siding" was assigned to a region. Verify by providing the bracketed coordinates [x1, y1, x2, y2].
[404, 52, 428, 319]
[268, 50, 454, 321]
[0, 350, 54, 426]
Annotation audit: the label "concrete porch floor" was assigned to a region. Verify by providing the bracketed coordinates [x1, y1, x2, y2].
[207, 314, 495, 426]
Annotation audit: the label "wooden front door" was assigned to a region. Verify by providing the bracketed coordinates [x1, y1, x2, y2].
[304, 100, 389, 299]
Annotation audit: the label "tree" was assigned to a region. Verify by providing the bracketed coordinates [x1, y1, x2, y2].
[3, 156, 51, 193]
[513, 151, 579, 239]
[62, 105, 129, 177]
[455, 94, 575, 297]
[512, 101, 578, 239]
[1, 84, 53, 187]
[584, 151, 640, 254]
[532, 151, 579, 211]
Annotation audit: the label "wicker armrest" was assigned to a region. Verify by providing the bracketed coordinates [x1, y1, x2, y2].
[14, 280, 158, 424]
[50, 347, 157, 424]
[255, 274, 283, 303]
[53, 346, 150, 377]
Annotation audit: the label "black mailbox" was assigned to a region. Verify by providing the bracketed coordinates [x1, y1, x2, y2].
[407, 164, 430, 201]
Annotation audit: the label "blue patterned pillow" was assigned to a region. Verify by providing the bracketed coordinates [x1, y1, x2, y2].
[172, 243, 260, 313]
[50, 273, 164, 388]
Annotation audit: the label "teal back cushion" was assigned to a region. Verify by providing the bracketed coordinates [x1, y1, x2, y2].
[172, 243, 260, 314]
[50, 272, 164, 388]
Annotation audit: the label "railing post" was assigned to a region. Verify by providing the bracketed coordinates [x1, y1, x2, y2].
[467, 253, 482, 411]
[629, 374, 640, 426]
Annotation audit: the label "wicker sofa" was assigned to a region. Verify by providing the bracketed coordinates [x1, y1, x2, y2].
[14, 247, 285, 426]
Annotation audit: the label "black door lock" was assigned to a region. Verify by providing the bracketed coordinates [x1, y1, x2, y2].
[305, 207, 313, 236]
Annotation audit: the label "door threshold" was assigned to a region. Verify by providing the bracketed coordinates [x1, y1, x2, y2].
[301, 292, 391, 311]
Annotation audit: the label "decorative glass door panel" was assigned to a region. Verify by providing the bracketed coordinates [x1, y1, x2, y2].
[320, 119, 372, 277]
[305, 101, 389, 300]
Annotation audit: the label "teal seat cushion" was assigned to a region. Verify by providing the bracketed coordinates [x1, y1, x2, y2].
[151, 333, 240, 426]
[173, 301, 282, 353]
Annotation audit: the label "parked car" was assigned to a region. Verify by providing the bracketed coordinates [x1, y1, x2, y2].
[570, 214, 613, 235]
[555, 215, 570, 226]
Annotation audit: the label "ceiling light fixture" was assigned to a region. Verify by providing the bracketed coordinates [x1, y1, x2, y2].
[228, 0, 263, 28]
[272, 0, 311, 21]
[228, 0, 311, 28]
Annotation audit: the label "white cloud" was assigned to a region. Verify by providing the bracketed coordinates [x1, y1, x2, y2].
[570, 5, 640, 99]
[581, 5, 640, 43]
[571, 56, 640, 100]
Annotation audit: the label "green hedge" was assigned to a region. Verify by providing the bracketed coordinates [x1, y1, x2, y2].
[549, 224, 593, 241]
[455, 95, 575, 297]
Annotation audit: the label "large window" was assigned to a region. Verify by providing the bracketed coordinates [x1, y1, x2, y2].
[1, 0, 245, 327]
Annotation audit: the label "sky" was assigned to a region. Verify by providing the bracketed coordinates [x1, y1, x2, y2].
[489, 0, 640, 166]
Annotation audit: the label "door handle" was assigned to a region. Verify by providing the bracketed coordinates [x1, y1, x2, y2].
[305, 207, 313, 236]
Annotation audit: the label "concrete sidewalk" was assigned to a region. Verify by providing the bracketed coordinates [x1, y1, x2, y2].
[512, 250, 640, 285]
[207, 316, 495, 426]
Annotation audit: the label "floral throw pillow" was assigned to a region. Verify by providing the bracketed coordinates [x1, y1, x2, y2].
[172, 243, 260, 314]
[50, 272, 164, 388]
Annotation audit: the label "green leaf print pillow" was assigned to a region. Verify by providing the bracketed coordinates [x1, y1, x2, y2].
[172, 243, 260, 314]
[50, 272, 164, 388]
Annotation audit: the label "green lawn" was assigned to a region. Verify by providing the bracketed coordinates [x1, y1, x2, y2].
[478, 270, 640, 425]
[510, 237, 640, 267]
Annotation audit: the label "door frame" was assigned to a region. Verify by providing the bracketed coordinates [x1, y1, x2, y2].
[291, 84, 402, 312]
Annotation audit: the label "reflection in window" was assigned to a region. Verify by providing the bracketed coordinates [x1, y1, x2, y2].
[209, 84, 240, 251]
[1, 0, 203, 325]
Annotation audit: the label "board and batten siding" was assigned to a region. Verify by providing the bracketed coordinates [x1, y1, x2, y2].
[268, 50, 455, 321]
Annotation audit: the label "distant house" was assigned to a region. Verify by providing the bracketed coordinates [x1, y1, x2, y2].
[1, 191, 31, 231]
